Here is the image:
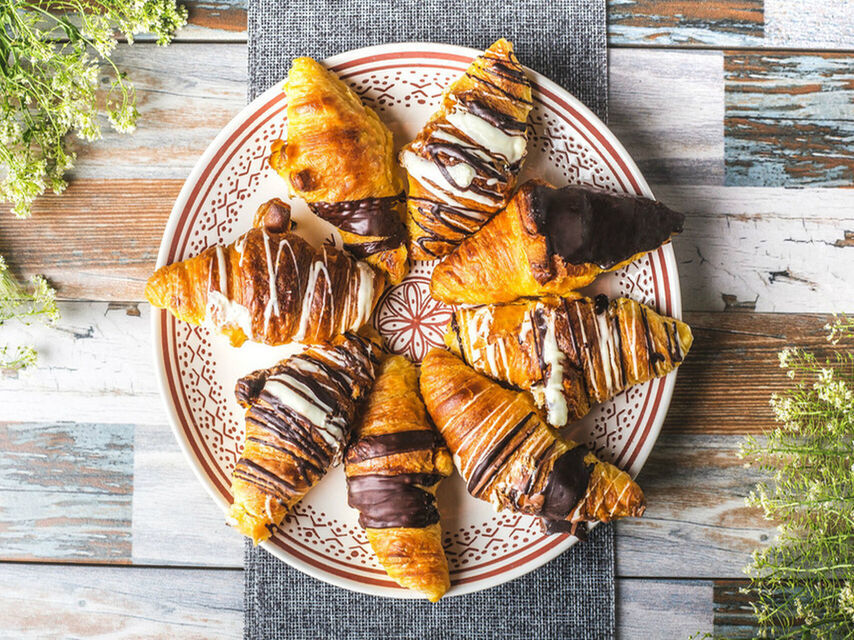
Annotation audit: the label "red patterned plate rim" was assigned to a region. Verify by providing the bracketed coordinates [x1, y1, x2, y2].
[150, 42, 682, 598]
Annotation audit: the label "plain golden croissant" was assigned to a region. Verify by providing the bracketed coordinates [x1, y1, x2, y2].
[269, 57, 409, 284]
[344, 356, 453, 602]
[400, 38, 533, 260]
[145, 198, 385, 347]
[430, 180, 685, 305]
[446, 295, 693, 426]
[228, 332, 381, 544]
[420, 348, 645, 536]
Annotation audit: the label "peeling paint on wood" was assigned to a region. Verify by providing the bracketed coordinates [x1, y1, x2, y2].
[608, 0, 764, 47]
[713, 579, 758, 638]
[0, 423, 133, 562]
[725, 53, 854, 187]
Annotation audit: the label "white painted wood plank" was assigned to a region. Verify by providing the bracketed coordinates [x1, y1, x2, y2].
[0, 303, 162, 425]
[609, 49, 724, 185]
[765, 0, 854, 50]
[660, 185, 854, 313]
[617, 579, 712, 639]
[132, 423, 243, 567]
[0, 564, 242, 639]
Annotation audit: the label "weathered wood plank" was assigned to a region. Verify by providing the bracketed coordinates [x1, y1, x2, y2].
[132, 423, 243, 566]
[713, 579, 758, 639]
[0, 423, 133, 562]
[664, 185, 854, 313]
[607, 0, 764, 47]
[618, 578, 713, 638]
[0, 564, 242, 639]
[616, 434, 775, 579]
[0, 302, 838, 431]
[725, 52, 854, 187]
[609, 49, 724, 185]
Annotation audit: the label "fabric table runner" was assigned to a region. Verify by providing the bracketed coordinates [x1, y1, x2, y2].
[245, 1, 612, 638]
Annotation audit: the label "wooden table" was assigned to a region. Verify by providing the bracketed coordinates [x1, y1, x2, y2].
[1, 2, 852, 637]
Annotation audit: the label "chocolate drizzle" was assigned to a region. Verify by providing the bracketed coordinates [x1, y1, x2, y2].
[528, 184, 685, 269]
[310, 193, 407, 258]
[347, 473, 443, 529]
[457, 94, 528, 133]
[466, 412, 536, 497]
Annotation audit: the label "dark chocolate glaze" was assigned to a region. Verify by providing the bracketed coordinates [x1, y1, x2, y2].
[457, 94, 528, 133]
[449, 314, 467, 365]
[594, 293, 610, 315]
[233, 458, 298, 500]
[347, 473, 443, 529]
[639, 307, 665, 372]
[346, 430, 441, 465]
[426, 142, 504, 180]
[310, 194, 406, 254]
[466, 412, 536, 497]
[540, 446, 593, 523]
[528, 184, 685, 269]
[464, 72, 533, 105]
[481, 54, 528, 82]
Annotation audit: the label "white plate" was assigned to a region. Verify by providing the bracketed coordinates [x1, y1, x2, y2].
[151, 43, 682, 598]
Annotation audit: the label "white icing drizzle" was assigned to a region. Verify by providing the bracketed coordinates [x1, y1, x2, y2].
[264, 494, 275, 522]
[235, 233, 249, 267]
[401, 150, 496, 206]
[263, 377, 329, 429]
[262, 232, 280, 336]
[294, 249, 333, 342]
[205, 290, 253, 339]
[537, 306, 569, 427]
[593, 310, 621, 398]
[351, 260, 375, 330]
[215, 246, 228, 296]
[445, 108, 527, 163]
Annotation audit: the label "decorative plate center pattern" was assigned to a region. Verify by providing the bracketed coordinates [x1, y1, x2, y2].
[153, 44, 681, 598]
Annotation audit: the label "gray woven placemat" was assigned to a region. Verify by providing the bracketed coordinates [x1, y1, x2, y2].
[245, 2, 613, 638]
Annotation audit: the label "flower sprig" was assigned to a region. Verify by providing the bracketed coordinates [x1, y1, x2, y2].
[0, 0, 186, 217]
[0, 254, 59, 370]
[739, 318, 854, 638]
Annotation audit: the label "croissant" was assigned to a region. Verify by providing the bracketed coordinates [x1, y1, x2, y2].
[228, 332, 381, 544]
[400, 38, 533, 260]
[420, 348, 646, 535]
[430, 180, 685, 305]
[269, 57, 408, 284]
[446, 295, 693, 426]
[344, 356, 453, 602]
[145, 199, 385, 347]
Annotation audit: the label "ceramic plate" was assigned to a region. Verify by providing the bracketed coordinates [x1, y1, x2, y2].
[151, 43, 681, 598]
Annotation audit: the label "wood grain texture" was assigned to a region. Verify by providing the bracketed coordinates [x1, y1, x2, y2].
[616, 434, 774, 579]
[0, 423, 132, 562]
[725, 52, 854, 187]
[663, 185, 854, 312]
[609, 49, 724, 185]
[607, 0, 764, 47]
[0, 563, 242, 639]
[713, 579, 758, 638]
[618, 578, 713, 637]
[132, 423, 243, 567]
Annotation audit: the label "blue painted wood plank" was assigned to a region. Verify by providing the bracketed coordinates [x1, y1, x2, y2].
[0, 423, 133, 562]
[608, 0, 764, 47]
[725, 52, 854, 187]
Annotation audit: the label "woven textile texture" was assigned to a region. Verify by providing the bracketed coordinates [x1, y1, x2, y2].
[245, 1, 613, 637]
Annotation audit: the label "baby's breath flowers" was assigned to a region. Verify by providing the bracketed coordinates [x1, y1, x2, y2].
[739, 318, 854, 638]
[0, 253, 59, 370]
[0, 0, 186, 217]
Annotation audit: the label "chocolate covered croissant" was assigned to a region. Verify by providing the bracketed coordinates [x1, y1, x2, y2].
[430, 180, 685, 305]
[228, 332, 381, 544]
[145, 199, 385, 347]
[269, 57, 409, 284]
[420, 348, 645, 535]
[400, 38, 532, 260]
[345, 356, 453, 601]
[446, 295, 693, 426]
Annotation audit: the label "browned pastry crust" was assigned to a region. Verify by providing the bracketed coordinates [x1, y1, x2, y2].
[420, 348, 645, 535]
[344, 356, 453, 602]
[228, 332, 381, 544]
[430, 180, 685, 305]
[268, 57, 408, 284]
[145, 199, 385, 347]
[445, 295, 694, 426]
[400, 38, 533, 260]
